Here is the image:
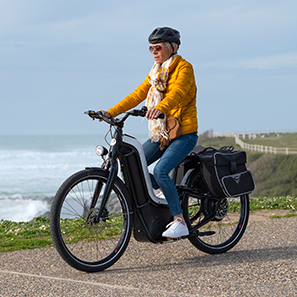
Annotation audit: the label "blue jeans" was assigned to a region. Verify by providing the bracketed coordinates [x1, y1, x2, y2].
[143, 132, 198, 216]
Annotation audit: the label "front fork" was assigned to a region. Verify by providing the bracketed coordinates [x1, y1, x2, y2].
[91, 160, 118, 223]
[92, 131, 121, 223]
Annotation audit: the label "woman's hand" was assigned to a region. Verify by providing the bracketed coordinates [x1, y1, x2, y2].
[146, 108, 162, 120]
[96, 110, 111, 122]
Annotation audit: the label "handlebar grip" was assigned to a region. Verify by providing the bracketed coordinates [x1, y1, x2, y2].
[84, 110, 103, 119]
[129, 106, 148, 117]
[136, 106, 164, 119]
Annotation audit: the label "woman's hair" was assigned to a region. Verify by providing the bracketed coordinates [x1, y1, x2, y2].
[166, 42, 179, 53]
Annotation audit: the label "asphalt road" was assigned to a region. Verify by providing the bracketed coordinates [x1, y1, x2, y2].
[0, 215, 296, 297]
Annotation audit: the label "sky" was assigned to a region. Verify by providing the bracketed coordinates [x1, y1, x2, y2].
[0, 0, 296, 136]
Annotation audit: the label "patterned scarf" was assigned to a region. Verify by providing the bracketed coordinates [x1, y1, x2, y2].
[145, 55, 175, 142]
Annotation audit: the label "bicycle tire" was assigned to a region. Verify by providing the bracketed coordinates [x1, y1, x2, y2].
[50, 168, 132, 272]
[182, 168, 249, 254]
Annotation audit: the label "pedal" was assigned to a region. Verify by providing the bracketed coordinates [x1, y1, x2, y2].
[189, 231, 215, 237]
[165, 235, 189, 241]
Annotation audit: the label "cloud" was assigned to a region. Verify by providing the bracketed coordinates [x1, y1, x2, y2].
[236, 52, 297, 69]
[201, 52, 297, 70]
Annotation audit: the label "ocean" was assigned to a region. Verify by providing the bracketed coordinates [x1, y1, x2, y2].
[0, 134, 148, 222]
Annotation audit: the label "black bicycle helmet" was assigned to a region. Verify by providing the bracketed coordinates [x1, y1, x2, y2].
[148, 27, 181, 45]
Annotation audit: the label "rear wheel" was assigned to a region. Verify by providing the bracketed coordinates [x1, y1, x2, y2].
[182, 168, 249, 254]
[50, 169, 132, 272]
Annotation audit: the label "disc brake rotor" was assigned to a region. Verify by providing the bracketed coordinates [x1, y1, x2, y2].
[85, 208, 107, 234]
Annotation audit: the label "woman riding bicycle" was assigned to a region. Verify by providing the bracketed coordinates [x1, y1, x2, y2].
[99, 27, 198, 238]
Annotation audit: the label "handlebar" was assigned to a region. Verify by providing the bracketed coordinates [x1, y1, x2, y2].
[84, 106, 164, 127]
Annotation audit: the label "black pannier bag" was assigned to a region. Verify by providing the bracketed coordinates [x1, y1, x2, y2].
[197, 146, 255, 198]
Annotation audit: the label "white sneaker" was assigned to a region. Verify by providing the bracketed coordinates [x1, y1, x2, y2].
[154, 189, 166, 199]
[162, 218, 189, 238]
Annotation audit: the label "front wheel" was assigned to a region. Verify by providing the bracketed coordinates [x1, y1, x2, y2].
[182, 168, 249, 254]
[50, 169, 133, 272]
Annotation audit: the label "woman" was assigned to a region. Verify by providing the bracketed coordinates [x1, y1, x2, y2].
[99, 27, 198, 238]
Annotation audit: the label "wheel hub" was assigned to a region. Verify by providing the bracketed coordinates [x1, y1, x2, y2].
[204, 198, 228, 221]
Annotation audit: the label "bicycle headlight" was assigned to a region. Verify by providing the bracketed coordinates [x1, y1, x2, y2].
[95, 145, 108, 157]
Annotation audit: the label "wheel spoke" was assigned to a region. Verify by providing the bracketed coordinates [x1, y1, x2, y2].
[51, 170, 132, 272]
[182, 168, 249, 253]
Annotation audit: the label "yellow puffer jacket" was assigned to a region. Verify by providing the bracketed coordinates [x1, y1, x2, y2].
[107, 55, 198, 135]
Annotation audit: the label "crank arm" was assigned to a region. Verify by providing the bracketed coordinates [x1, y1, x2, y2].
[189, 208, 218, 234]
[176, 185, 217, 200]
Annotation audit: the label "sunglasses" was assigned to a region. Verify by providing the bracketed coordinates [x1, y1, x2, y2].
[149, 44, 168, 53]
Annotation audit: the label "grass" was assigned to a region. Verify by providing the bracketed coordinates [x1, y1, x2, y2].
[243, 132, 297, 148]
[270, 213, 297, 219]
[197, 136, 238, 150]
[249, 196, 297, 211]
[1, 196, 296, 253]
[0, 213, 125, 253]
[0, 217, 52, 253]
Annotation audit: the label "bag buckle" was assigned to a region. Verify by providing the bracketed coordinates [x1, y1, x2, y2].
[230, 161, 237, 173]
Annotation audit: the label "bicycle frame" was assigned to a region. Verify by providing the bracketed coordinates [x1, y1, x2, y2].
[91, 127, 172, 243]
[86, 108, 219, 243]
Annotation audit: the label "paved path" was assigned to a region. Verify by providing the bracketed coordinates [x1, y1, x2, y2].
[0, 215, 296, 296]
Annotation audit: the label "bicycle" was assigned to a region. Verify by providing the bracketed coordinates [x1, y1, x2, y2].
[50, 106, 249, 272]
